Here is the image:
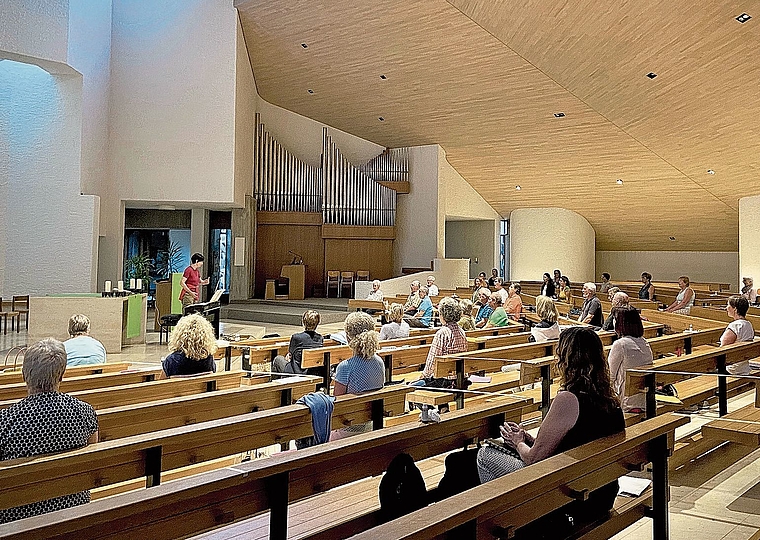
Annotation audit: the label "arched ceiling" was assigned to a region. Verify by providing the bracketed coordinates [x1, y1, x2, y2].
[236, 0, 760, 251]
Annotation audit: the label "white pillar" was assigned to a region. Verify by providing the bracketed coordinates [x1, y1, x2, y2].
[739, 195, 760, 288]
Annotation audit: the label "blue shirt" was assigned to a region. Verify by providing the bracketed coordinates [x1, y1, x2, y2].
[417, 296, 434, 327]
[334, 355, 385, 394]
[476, 304, 494, 323]
[64, 336, 107, 367]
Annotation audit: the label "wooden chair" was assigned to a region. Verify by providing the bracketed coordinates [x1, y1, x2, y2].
[0, 297, 20, 335]
[340, 271, 355, 298]
[326, 270, 340, 298]
[12, 295, 29, 330]
[356, 270, 370, 281]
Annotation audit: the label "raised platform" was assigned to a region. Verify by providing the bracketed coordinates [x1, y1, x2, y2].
[221, 298, 349, 326]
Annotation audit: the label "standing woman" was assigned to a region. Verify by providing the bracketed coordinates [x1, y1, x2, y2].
[540, 273, 556, 298]
[639, 272, 655, 301]
[557, 276, 572, 305]
[665, 276, 694, 314]
[607, 306, 653, 412]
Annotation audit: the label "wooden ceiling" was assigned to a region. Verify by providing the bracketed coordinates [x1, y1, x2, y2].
[236, 0, 760, 251]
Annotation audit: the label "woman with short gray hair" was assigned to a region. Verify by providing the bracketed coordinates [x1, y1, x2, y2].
[0, 338, 98, 523]
[64, 314, 107, 367]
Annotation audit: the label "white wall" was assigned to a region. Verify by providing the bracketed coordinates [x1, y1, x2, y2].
[372, 258, 470, 298]
[0, 0, 70, 64]
[596, 251, 739, 291]
[510, 208, 595, 284]
[445, 220, 496, 277]
[739, 195, 760, 292]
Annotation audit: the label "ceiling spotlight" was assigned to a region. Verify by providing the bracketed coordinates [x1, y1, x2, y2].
[378, 116, 385, 121]
[646, 72, 657, 79]
[380, 74, 387, 80]
[301, 43, 308, 49]
[553, 112, 565, 118]
[737, 13, 751, 23]
[616, 179, 623, 185]
[707, 169, 715, 175]
[669, 236, 676, 241]
[307, 89, 314, 94]
[515, 185, 522, 191]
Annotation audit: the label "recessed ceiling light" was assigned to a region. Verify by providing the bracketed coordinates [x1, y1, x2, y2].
[669, 236, 676, 241]
[378, 116, 385, 122]
[553, 112, 565, 118]
[307, 89, 314, 94]
[646, 72, 657, 79]
[515, 185, 522, 191]
[380, 74, 387, 80]
[301, 43, 308, 49]
[737, 13, 751, 23]
[616, 179, 624, 185]
[707, 169, 715, 175]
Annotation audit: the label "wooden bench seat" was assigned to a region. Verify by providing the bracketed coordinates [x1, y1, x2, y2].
[0, 398, 529, 540]
[345, 413, 687, 540]
[0, 362, 132, 385]
[702, 385, 760, 446]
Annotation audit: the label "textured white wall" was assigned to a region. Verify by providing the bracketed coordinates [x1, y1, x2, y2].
[0, 60, 99, 295]
[445, 220, 496, 278]
[510, 208, 595, 284]
[596, 251, 739, 291]
[0, 0, 69, 64]
[738, 194, 760, 291]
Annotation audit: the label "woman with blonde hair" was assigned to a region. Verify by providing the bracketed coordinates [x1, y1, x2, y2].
[379, 303, 410, 340]
[333, 312, 385, 396]
[665, 276, 695, 314]
[161, 314, 218, 377]
[458, 299, 476, 330]
[531, 295, 560, 342]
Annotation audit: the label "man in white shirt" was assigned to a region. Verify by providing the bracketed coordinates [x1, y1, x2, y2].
[426, 276, 439, 296]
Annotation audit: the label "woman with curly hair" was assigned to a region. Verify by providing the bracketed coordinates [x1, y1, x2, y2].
[333, 312, 385, 396]
[477, 327, 624, 523]
[161, 314, 218, 378]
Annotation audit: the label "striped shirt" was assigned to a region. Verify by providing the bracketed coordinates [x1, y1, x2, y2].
[423, 323, 468, 378]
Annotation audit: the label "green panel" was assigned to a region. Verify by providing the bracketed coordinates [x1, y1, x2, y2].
[171, 272, 183, 314]
[126, 294, 143, 339]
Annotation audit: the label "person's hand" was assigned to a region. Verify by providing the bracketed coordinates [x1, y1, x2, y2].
[500, 422, 525, 449]
[201, 278, 210, 285]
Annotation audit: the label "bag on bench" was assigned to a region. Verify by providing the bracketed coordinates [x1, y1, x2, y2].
[434, 445, 481, 501]
[379, 453, 428, 522]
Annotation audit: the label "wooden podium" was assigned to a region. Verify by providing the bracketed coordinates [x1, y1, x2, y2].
[281, 264, 306, 300]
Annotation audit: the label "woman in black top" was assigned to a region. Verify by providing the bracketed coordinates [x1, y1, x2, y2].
[161, 314, 217, 377]
[540, 272, 555, 298]
[639, 272, 655, 300]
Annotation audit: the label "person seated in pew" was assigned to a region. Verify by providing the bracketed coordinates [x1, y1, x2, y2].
[665, 276, 695, 314]
[606, 286, 620, 303]
[379, 303, 410, 340]
[476, 327, 625, 524]
[474, 289, 494, 328]
[471, 276, 485, 304]
[404, 286, 434, 328]
[331, 312, 385, 439]
[426, 275, 439, 297]
[0, 339, 98, 523]
[579, 282, 603, 328]
[504, 282, 523, 319]
[457, 299, 476, 331]
[557, 275, 572, 304]
[485, 294, 509, 328]
[411, 298, 468, 395]
[540, 272, 555, 298]
[639, 272, 655, 300]
[493, 278, 509, 304]
[721, 295, 755, 375]
[741, 277, 757, 305]
[488, 268, 499, 287]
[601, 291, 630, 331]
[272, 310, 323, 375]
[64, 314, 106, 367]
[531, 295, 560, 342]
[161, 314, 218, 378]
[366, 279, 384, 302]
[599, 272, 613, 294]
[403, 280, 422, 315]
[607, 306, 653, 412]
[553, 268, 562, 291]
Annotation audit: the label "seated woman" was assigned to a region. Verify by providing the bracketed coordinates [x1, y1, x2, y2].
[471, 276, 484, 304]
[721, 295, 755, 375]
[741, 277, 757, 305]
[458, 299, 476, 331]
[331, 312, 385, 438]
[476, 327, 624, 524]
[607, 306, 653, 412]
[379, 303, 410, 340]
[64, 314, 107, 366]
[665, 276, 695, 314]
[639, 272, 655, 300]
[485, 295, 509, 328]
[531, 295, 560, 342]
[413, 297, 467, 390]
[0, 339, 98, 523]
[601, 291, 629, 331]
[161, 313, 217, 377]
[474, 289, 494, 327]
[540, 272, 555, 298]
[366, 279, 384, 301]
[557, 276, 572, 304]
[504, 283, 523, 319]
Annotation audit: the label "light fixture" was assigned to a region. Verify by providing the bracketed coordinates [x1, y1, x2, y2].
[553, 112, 565, 118]
[301, 43, 308, 48]
[707, 169, 715, 175]
[380, 74, 387, 80]
[646, 72, 657, 79]
[307, 89, 314, 94]
[616, 179, 623, 185]
[737, 13, 751, 23]
[515, 185, 522, 191]
[378, 116, 385, 121]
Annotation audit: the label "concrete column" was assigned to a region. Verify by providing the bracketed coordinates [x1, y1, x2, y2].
[739, 195, 760, 288]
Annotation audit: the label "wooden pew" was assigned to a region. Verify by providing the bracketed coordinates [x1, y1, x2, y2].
[0, 363, 132, 385]
[217, 336, 339, 371]
[0, 397, 529, 540]
[702, 384, 760, 446]
[687, 306, 760, 336]
[347, 299, 385, 312]
[345, 414, 688, 540]
[0, 371, 251, 411]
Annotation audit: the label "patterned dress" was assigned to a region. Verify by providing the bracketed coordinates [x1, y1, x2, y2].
[0, 392, 98, 523]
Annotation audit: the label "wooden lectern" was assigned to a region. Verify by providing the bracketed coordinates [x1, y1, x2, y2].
[280, 265, 306, 300]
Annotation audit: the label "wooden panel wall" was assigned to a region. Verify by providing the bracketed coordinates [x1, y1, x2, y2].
[324, 239, 394, 281]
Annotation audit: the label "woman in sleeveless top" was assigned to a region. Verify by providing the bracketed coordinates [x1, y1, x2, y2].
[557, 276, 572, 304]
[665, 276, 694, 314]
[721, 296, 755, 375]
[639, 272, 655, 300]
[476, 327, 624, 524]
